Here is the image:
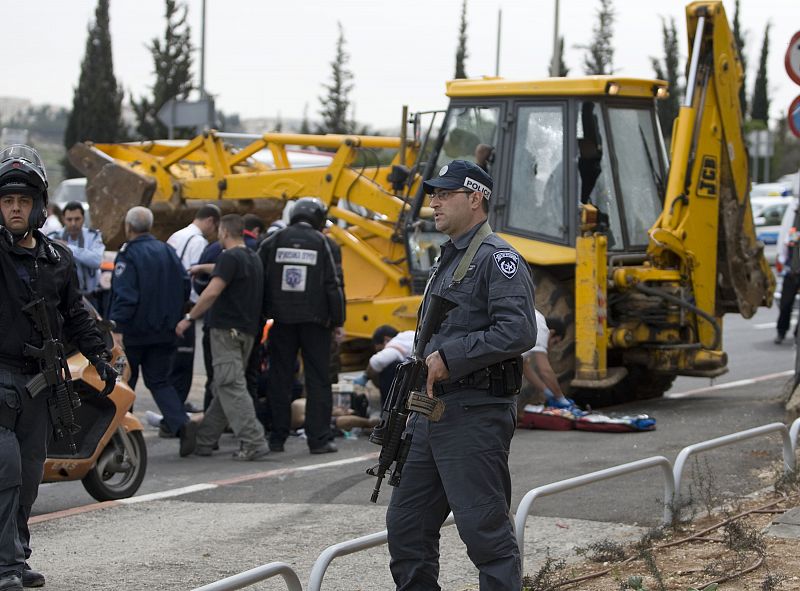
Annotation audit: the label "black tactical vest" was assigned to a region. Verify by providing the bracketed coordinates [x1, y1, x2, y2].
[263, 224, 341, 326]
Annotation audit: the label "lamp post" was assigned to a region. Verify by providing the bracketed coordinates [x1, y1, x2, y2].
[550, 0, 560, 77]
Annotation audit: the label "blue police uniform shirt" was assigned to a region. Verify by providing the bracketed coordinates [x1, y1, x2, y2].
[108, 234, 189, 346]
[48, 226, 105, 295]
[423, 221, 537, 402]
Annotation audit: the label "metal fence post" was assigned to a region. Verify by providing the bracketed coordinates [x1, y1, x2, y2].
[513, 456, 674, 574]
[191, 562, 303, 591]
[790, 417, 800, 455]
[672, 423, 796, 515]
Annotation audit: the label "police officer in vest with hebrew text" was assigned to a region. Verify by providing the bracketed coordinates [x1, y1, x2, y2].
[259, 197, 345, 454]
[0, 145, 116, 590]
[386, 160, 536, 590]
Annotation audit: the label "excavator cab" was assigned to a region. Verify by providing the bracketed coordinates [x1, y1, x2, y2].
[407, 79, 670, 293]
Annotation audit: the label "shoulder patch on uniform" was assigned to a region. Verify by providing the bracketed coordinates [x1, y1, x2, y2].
[119, 242, 129, 253]
[114, 261, 127, 277]
[493, 250, 519, 279]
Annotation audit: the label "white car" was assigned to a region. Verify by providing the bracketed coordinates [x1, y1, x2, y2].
[752, 196, 790, 247]
[51, 177, 91, 228]
[751, 182, 792, 198]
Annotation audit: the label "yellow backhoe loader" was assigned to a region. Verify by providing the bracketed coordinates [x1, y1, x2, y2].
[69, 1, 772, 404]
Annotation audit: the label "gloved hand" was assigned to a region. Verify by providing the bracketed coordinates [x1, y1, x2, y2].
[92, 358, 119, 397]
[353, 373, 369, 387]
[544, 388, 579, 410]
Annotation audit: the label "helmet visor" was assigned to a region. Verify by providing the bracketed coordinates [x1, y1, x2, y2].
[0, 144, 48, 187]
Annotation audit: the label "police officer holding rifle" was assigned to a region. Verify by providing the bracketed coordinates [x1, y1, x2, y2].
[374, 160, 537, 590]
[0, 145, 116, 590]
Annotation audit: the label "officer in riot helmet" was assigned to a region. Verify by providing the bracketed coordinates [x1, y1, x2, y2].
[258, 197, 345, 455]
[385, 160, 536, 590]
[0, 145, 117, 590]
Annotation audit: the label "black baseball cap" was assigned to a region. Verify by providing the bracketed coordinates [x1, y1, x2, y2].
[423, 159, 493, 199]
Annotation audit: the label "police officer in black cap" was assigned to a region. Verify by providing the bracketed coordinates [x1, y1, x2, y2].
[258, 197, 345, 454]
[386, 160, 536, 590]
[0, 145, 117, 590]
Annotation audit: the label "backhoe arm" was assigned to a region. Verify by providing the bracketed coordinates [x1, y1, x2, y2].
[648, 1, 773, 341]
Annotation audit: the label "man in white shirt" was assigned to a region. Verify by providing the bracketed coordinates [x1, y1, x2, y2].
[520, 310, 574, 411]
[361, 325, 414, 407]
[166, 204, 221, 412]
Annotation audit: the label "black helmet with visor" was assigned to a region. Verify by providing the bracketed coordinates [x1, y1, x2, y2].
[289, 197, 328, 231]
[0, 144, 49, 230]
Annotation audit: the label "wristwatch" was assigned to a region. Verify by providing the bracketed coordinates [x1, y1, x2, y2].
[184, 313, 194, 323]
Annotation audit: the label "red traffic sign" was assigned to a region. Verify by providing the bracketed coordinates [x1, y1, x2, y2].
[786, 31, 800, 86]
[789, 96, 800, 139]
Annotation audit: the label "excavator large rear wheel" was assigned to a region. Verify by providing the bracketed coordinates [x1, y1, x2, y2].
[531, 268, 675, 407]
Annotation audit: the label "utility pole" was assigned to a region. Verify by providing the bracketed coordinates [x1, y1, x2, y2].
[550, 0, 560, 77]
[199, 0, 207, 98]
[495, 8, 502, 76]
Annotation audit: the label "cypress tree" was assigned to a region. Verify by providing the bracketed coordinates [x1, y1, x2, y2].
[650, 17, 682, 141]
[732, 0, 748, 116]
[63, 0, 125, 178]
[318, 22, 354, 135]
[581, 0, 615, 75]
[750, 23, 770, 124]
[131, 0, 194, 139]
[454, 0, 468, 79]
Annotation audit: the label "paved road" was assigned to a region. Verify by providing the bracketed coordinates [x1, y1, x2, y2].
[27, 305, 800, 589]
[34, 305, 797, 516]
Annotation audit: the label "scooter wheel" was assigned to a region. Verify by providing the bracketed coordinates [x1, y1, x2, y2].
[82, 430, 148, 502]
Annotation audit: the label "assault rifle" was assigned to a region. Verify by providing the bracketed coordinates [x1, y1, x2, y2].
[22, 298, 82, 455]
[366, 293, 456, 502]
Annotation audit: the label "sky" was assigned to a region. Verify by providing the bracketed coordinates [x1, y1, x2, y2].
[4, 0, 800, 129]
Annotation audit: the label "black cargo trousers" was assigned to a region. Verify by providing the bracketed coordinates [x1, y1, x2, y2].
[386, 392, 521, 591]
[0, 369, 50, 578]
[776, 272, 800, 339]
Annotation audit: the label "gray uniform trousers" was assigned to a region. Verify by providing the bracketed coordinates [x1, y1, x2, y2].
[197, 329, 265, 450]
[386, 394, 521, 591]
[0, 369, 49, 577]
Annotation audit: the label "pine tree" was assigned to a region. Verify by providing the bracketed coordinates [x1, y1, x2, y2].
[650, 17, 682, 142]
[732, 0, 748, 116]
[551, 36, 569, 77]
[318, 22, 354, 135]
[580, 0, 615, 75]
[750, 23, 770, 124]
[454, 0, 468, 79]
[63, 0, 125, 178]
[131, 0, 194, 139]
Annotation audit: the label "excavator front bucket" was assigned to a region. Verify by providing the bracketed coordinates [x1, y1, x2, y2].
[68, 143, 156, 248]
[717, 161, 775, 318]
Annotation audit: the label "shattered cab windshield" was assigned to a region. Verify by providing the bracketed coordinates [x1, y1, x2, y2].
[435, 106, 500, 171]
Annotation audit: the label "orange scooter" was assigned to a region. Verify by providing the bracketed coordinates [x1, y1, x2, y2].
[42, 306, 147, 502]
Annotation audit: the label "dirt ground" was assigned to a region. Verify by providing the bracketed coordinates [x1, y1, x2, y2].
[520, 482, 800, 591]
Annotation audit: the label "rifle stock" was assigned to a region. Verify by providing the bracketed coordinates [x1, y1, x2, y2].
[366, 294, 455, 502]
[22, 298, 81, 455]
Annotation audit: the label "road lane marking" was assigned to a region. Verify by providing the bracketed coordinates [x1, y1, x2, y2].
[29, 501, 120, 525]
[117, 483, 218, 504]
[211, 453, 379, 486]
[665, 370, 793, 399]
[31, 452, 379, 525]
